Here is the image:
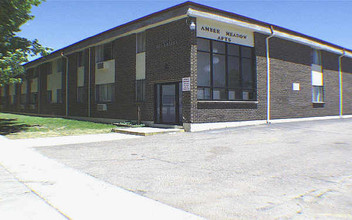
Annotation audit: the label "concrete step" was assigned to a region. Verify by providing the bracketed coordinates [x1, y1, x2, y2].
[112, 127, 184, 136]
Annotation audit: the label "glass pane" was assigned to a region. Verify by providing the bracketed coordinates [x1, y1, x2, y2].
[228, 56, 240, 88]
[95, 45, 103, 62]
[197, 38, 210, 52]
[104, 43, 112, 61]
[107, 84, 112, 101]
[78, 51, 84, 67]
[212, 41, 225, 54]
[242, 58, 253, 88]
[241, 47, 252, 58]
[179, 82, 182, 124]
[137, 32, 146, 53]
[312, 49, 321, 65]
[197, 88, 204, 99]
[242, 91, 249, 100]
[313, 86, 323, 102]
[212, 54, 226, 87]
[228, 90, 235, 100]
[156, 84, 160, 123]
[227, 44, 239, 56]
[197, 88, 211, 100]
[213, 89, 226, 100]
[162, 84, 176, 123]
[197, 52, 211, 86]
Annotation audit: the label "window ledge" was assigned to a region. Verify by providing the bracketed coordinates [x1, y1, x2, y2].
[197, 100, 258, 109]
[198, 100, 258, 104]
[312, 102, 325, 104]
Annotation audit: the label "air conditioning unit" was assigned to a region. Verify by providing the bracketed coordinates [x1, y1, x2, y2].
[97, 62, 105, 69]
[29, 104, 36, 110]
[97, 104, 107, 111]
[20, 104, 25, 110]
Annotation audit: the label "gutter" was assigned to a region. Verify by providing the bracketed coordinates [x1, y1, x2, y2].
[266, 26, 275, 124]
[338, 50, 346, 117]
[61, 53, 69, 117]
[88, 48, 91, 117]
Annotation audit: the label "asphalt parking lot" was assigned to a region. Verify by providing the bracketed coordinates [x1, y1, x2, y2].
[36, 119, 352, 219]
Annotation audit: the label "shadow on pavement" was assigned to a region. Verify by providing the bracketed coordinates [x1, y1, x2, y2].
[0, 118, 31, 135]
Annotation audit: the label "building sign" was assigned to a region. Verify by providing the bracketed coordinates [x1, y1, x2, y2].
[197, 18, 254, 47]
[182, 77, 191, 91]
[293, 83, 300, 91]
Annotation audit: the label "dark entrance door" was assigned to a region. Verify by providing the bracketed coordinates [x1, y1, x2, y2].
[155, 82, 182, 125]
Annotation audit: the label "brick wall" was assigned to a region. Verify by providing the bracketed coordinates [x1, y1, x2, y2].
[144, 18, 193, 123]
[2, 17, 352, 125]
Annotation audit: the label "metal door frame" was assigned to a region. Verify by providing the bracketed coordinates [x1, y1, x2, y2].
[154, 82, 181, 125]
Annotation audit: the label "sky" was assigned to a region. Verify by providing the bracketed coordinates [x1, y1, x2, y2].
[18, 0, 352, 61]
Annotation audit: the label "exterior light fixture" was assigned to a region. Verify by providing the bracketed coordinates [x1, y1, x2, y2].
[190, 21, 196, 30]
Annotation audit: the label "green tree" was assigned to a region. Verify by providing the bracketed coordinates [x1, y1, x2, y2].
[0, 0, 52, 86]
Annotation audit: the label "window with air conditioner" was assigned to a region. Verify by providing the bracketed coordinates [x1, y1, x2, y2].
[136, 32, 146, 102]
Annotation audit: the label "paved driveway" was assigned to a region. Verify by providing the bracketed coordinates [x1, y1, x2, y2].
[36, 119, 352, 219]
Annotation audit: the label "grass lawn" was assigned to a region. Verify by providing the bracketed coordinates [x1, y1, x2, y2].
[0, 113, 116, 139]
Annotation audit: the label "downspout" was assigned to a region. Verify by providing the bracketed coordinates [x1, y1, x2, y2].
[266, 26, 275, 124]
[338, 49, 345, 118]
[88, 48, 91, 117]
[61, 52, 69, 117]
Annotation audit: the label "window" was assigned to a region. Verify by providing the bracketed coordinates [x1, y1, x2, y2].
[96, 83, 114, 103]
[78, 51, 85, 67]
[30, 93, 38, 104]
[197, 38, 256, 101]
[10, 95, 15, 104]
[47, 63, 52, 75]
[136, 32, 146, 53]
[47, 91, 52, 103]
[56, 59, 63, 73]
[136, 79, 145, 102]
[95, 43, 113, 63]
[311, 49, 323, 103]
[56, 89, 63, 104]
[77, 87, 85, 103]
[312, 86, 323, 103]
[20, 94, 26, 104]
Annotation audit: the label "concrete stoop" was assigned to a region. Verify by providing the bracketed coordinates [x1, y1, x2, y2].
[112, 127, 184, 136]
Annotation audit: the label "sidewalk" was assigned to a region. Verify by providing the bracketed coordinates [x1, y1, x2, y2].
[0, 134, 202, 220]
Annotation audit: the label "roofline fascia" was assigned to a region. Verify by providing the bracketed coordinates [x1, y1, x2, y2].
[188, 9, 352, 58]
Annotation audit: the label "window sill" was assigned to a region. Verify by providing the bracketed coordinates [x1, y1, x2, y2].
[96, 59, 115, 64]
[198, 100, 258, 104]
[197, 100, 258, 109]
[312, 102, 325, 108]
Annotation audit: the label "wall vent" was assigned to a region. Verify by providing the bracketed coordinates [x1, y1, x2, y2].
[97, 104, 107, 111]
[97, 62, 105, 69]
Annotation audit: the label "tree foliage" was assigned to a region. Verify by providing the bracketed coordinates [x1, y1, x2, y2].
[0, 0, 52, 86]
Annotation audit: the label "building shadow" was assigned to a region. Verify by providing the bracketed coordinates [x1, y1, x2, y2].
[0, 119, 31, 135]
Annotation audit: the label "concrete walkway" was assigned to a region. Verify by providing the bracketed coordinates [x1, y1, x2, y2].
[0, 134, 203, 220]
